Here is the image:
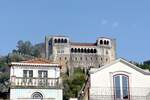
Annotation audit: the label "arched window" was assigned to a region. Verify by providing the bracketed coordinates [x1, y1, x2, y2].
[71, 48, 74, 52]
[54, 39, 57, 43]
[106, 41, 109, 45]
[104, 40, 107, 45]
[78, 48, 81, 53]
[84, 48, 87, 53]
[100, 40, 103, 44]
[32, 92, 43, 99]
[87, 48, 90, 53]
[61, 38, 64, 43]
[94, 49, 97, 53]
[81, 48, 84, 53]
[91, 49, 93, 53]
[113, 75, 129, 100]
[74, 48, 77, 53]
[64, 39, 67, 43]
[58, 38, 60, 43]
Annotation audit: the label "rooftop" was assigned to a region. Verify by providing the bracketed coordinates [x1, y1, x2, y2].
[10, 58, 60, 67]
[71, 42, 96, 46]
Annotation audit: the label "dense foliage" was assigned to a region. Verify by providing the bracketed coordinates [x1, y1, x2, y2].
[12, 40, 44, 57]
[135, 63, 150, 71]
[63, 68, 86, 100]
[0, 39, 150, 99]
[0, 57, 10, 92]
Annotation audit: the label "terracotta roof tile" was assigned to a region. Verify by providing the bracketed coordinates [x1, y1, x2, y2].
[20, 58, 53, 64]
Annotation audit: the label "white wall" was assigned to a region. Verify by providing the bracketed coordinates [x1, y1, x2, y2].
[10, 66, 60, 78]
[90, 61, 150, 97]
[10, 88, 62, 100]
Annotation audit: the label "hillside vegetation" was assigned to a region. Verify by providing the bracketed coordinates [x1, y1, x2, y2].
[0, 40, 150, 99]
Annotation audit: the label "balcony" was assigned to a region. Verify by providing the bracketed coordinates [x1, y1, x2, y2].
[10, 76, 62, 89]
[90, 87, 150, 100]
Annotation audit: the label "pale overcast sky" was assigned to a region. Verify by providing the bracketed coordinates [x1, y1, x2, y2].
[0, 0, 150, 62]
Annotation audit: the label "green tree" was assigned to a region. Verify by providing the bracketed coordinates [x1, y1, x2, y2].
[63, 68, 86, 100]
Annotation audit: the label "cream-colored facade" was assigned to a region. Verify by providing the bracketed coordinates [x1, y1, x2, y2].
[45, 36, 116, 72]
[89, 58, 150, 100]
[10, 59, 63, 100]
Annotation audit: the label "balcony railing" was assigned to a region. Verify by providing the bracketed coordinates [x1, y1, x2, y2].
[90, 87, 150, 100]
[10, 76, 62, 88]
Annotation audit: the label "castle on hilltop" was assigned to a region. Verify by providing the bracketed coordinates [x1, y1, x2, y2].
[45, 35, 116, 72]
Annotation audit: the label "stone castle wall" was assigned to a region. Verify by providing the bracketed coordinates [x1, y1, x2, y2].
[45, 36, 116, 72]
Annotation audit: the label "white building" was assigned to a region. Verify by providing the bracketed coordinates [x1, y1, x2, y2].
[89, 58, 150, 100]
[10, 58, 63, 100]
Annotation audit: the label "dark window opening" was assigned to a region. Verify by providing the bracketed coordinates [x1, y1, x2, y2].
[91, 49, 94, 53]
[87, 48, 90, 53]
[64, 39, 67, 43]
[106, 41, 109, 45]
[58, 38, 60, 43]
[84, 48, 87, 53]
[54, 39, 57, 43]
[100, 40, 103, 44]
[65, 57, 67, 60]
[61, 38, 64, 43]
[104, 40, 107, 45]
[81, 48, 84, 53]
[75, 48, 77, 53]
[94, 49, 97, 53]
[71, 48, 74, 52]
[78, 48, 81, 53]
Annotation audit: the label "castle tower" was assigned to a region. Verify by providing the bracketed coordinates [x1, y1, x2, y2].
[45, 36, 70, 72]
[45, 35, 116, 72]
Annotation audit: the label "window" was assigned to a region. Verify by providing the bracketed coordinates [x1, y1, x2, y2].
[38, 70, 48, 86]
[71, 48, 74, 52]
[75, 57, 77, 61]
[100, 40, 103, 44]
[32, 92, 43, 99]
[114, 75, 129, 100]
[86, 57, 88, 61]
[23, 70, 33, 83]
[65, 57, 67, 60]
[106, 58, 108, 62]
[23, 70, 33, 78]
[64, 39, 67, 43]
[54, 39, 57, 43]
[104, 40, 107, 44]
[106, 50, 109, 55]
[96, 57, 97, 60]
[106, 40, 109, 45]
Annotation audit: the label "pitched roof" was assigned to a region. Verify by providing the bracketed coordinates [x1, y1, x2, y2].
[10, 58, 60, 67]
[20, 58, 52, 64]
[90, 58, 150, 75]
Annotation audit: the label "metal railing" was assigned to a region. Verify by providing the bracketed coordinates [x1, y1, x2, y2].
[10, 76, 62, 88]
[90, 87, 150, 100]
